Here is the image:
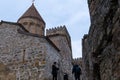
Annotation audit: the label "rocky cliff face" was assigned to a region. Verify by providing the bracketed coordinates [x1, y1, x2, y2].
[82, 0, 120, 80]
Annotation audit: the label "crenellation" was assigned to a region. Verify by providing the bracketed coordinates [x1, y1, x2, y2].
[46, 25, 70, 41]
[46, 26, 66, 35]
[73, 58, 82, 65]
[0, 2, 73, 80]
[46, 25, 71, 51]
[46, 25, 73, 80]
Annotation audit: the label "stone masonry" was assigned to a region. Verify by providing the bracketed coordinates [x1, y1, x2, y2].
[0, 22, 61, 80]
[82, 0, 120, 80]
[46, 26, 73, 80]
[0, 3, 73, 80]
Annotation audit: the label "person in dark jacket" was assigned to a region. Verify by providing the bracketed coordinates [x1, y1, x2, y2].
[64, 73, 68, 80]
[52, 62, 59, 80]
[72, 64, 81, 80]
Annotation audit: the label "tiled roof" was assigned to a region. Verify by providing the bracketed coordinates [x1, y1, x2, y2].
[18, 3, 45, 24]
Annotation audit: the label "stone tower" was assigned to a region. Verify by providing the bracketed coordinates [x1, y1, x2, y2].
[46, 26, 72, 59]
[18, 3, 45, 36]
[46, 26, 73, 80]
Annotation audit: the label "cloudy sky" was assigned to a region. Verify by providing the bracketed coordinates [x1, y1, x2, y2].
[0, 0, 90, 58]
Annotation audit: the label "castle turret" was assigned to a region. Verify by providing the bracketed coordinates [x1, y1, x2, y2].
[17, 3, 45, 36]
[46, 25, 72, 51]
[46, 26, 73, 80]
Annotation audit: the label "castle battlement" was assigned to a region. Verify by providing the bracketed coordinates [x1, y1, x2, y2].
[46, 25, 67, 35]
[46, 25, 72, 51]
[73, 58, 82, 67]
[46, 25, 71, 42]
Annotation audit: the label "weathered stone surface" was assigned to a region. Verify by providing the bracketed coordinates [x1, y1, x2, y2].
[46, 26, 73, 80]
[82, 0, 120, 80]
[0, 22, 61, 80]
[0, 3, 73, 80]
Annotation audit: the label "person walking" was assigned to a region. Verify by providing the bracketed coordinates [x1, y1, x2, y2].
[52, 62, 59, 80]
[72, 64, 81, 80]
[64, 73, 68, 80]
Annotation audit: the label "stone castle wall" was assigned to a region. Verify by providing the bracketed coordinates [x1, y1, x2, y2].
[46, 26, 73, 80]
[82, 0, 119, 80]
[0, 21, 61, 80]
[46, 26, 72, 50]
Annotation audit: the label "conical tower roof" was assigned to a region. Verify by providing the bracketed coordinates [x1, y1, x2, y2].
[18, 3, 45, 24]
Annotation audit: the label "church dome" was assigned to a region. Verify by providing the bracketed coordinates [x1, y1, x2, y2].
[17, 3, 45, 36]
[18, 3, 45, 24]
